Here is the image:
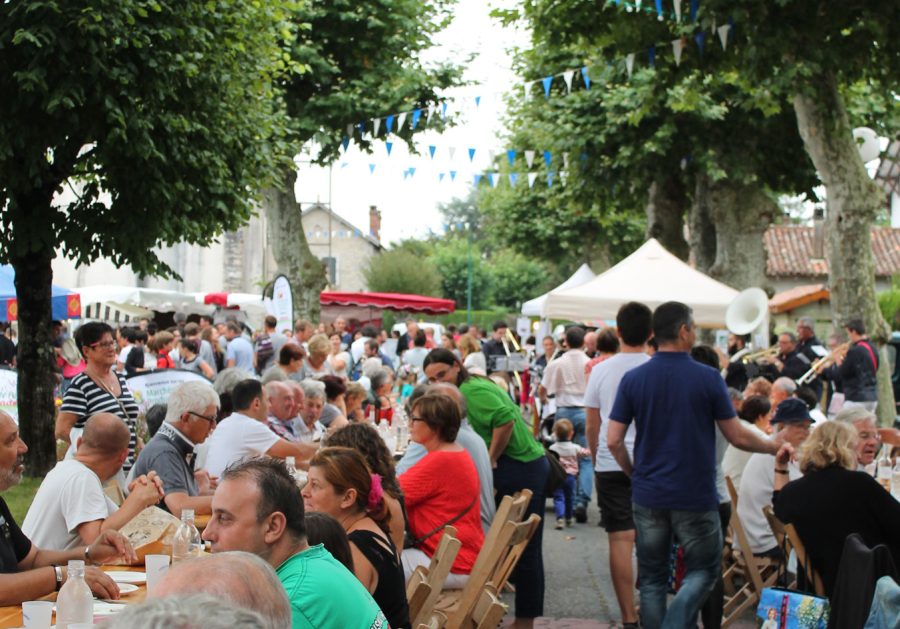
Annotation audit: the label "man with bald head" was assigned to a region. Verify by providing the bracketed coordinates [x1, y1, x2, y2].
[24, 413, 164, 550]
[152, 551, 292, 629]
[396, 383, 496, 532]
[0, 410, 136, 605]
[266, 380, 297, 441]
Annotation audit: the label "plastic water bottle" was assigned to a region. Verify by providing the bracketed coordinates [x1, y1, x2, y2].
[876, 450, 893, 492]
[892, 460, 900, 502]
[56, 560, 93, 629]
[171, 509, 201, 562]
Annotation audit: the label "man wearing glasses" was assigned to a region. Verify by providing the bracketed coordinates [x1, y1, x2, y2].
[130, 381, 220, 517]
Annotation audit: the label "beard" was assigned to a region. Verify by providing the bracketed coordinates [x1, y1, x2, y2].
[0, 455, 24, 490]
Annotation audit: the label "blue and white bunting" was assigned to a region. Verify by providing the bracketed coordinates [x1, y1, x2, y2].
[542, 76, 553, 98]
[528, 172, 538, 188]
[525, 150, 536, 168]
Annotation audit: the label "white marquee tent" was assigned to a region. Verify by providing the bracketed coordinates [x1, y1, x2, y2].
[521, 263, 596, 317]
[541, 239, 739, 327]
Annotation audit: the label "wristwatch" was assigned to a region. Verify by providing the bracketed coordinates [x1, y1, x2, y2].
[54, 565, 63, 591]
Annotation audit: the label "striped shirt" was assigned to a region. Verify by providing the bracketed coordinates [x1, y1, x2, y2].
[59, 372, 139, 472]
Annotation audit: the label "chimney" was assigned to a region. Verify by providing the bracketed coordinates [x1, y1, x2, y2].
[369, 205, 381, 241]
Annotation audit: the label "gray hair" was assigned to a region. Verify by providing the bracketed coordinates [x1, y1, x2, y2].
[150, 552, 291, 629]
[370, 367, 393, 393]
[834, 406, 877, 426]
[107, 593, 270, 628]
[166, 381, 220, 425]
[214, 367, 254, 396]
[772, 377, 797, 395]
[300, 378, 326, 401]
[361, 357, 385, 379]
[796, 316, 815, 330]
[429, 382, 468, 417]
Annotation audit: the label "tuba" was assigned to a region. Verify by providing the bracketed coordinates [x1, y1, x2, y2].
[725, 288, 771, 360]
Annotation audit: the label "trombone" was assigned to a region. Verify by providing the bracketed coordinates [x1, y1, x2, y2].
[796, 343, 850, 385]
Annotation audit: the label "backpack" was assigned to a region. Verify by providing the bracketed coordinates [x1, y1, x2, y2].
[254, 333, 274, 374]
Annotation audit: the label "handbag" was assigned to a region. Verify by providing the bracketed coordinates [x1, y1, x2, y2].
[403, 494, 477, 549]
[756, 529, 829, 628]
[543, 447, 567, 495]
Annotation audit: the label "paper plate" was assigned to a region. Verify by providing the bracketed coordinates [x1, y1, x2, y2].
[108, 571, 147, 584]
[118, 583, 139, 594]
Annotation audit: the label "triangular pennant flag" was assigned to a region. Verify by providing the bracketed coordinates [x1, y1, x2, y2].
[346, 124, 354, 138]
[438, 172, 446, 182]
[543, 150, 552, 168]
[507, 149, 517, 166]
[357, 122, 366, 136]
[547, 172, 555, 187]
[411, 108, 422, 129]
[523, 82, 531, 101]
[441, 102, 449, 119]
[509, 173, 519, 186]
[527, 172, 538, 188]
[429, 145, 437, 159]
[487, 149, 496, 164]
[426, 104, 436, 126]
[341, 137, 350, 152]
[648, 45, 656, 67]
[488, 173, 498, 188]
[717, 24, 730, 50]
[694, 31, 706, 58]
[563, 70, 575, 93]
[450, 170, 457, 181]
[368, 164, 376, 174]
[468, 148, 476, 162]
[373, 118, 381, 137]
[626, 53, 636, 78]
[385, 141, 393, 156]
[581, 66, 591, 90]
[456, 222, 463, 231]
[525, 150, 536, 168]
[563, 153, 570, 169]
[474, 174, 483, 186]
[655, 0, 663, 20]
[385, 114, 395, 134]
[340, 161, 349, 169]
[475, 95, 481, 108]
[448, 147, 457, 160]
[403, 170, 409, 180]
[542, 76, 553, 98]
[674, 0, 682, 21]
[397, 112, 407, 132]
[672, 38, 685, 66]
[690, 0, 698, 21]
[560, 171, 568, 185]
[408, 167, 416, 178]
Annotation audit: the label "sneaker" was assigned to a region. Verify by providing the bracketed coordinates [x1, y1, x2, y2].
[565, 519, 573, 527]
[555, 518, 564, 530]
[574, 505, 587, 523]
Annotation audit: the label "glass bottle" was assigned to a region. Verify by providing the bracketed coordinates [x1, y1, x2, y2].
[876, 447, 893, 492]
[171, 509, 201, 562]
[56, 560, 93, 629]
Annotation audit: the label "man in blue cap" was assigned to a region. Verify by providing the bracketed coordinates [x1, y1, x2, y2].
[737, 397, 813, 558]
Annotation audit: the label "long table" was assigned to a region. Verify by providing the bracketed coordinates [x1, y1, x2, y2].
[0, 566, 147, 628]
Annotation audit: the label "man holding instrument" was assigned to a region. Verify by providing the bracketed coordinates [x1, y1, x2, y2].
[837, 319, 879, 412]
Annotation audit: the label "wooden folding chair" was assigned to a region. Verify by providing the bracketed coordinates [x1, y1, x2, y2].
[722, 477, 779, 627]
[407, 526, 463, 626]
[761, 507, 826, 597]
[470, 589, 507, 629]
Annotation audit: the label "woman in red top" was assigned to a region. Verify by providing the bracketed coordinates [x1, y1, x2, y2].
[398, 390, 483, 588]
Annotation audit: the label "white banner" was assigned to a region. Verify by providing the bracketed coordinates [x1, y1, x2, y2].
[126, 370, 211, 416]
[0, 370, 16, 423]
[272, 275, 294, 335]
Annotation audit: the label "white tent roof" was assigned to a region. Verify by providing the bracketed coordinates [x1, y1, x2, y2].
[541, 239, 739, 327]
[76, 285, 208, 315]
[521, 263, 595, 317]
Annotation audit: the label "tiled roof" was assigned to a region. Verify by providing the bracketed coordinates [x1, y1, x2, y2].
[764, 225, 900, 277]
[768, 284, 829, 314]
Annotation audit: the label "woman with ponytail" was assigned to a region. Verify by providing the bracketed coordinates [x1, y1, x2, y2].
[302, 447, 410, 628]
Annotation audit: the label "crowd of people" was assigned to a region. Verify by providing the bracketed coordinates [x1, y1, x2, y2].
[0, 305, 898, 628]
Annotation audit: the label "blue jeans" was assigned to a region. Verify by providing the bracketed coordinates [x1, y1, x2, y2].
[633, 503, 722, 629]
[556, 406, 592, 508]
[553, 475, 576, 519]
[494, 454, 549, 619]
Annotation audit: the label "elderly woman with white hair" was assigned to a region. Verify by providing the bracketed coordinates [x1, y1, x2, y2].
[773, 421, 900, 596]
[834, 406, 882, 469]
[130, 380, 220, 517]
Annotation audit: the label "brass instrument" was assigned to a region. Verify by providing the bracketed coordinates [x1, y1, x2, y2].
[796, 343, 850, 385]
[741, 346, 779, 364]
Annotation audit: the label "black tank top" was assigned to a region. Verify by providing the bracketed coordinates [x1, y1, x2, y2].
[348, 529, 410, 629]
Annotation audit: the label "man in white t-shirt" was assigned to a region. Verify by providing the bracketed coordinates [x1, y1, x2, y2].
[584, 302, 652, 629]
[204, 380, 317, 477]
[737, 398, 811, 557]
[22, 414, 164, 550]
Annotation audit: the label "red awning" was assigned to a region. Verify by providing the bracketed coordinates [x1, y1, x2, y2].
[319, 292, 455, 315]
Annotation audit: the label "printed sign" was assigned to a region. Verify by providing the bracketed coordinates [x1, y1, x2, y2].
[126, 370, 211, 415]
[0, 370, 16, 422]
[272, 275, 294, 335]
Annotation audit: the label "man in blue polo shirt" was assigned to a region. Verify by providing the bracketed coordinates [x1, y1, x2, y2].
[608, 301, 784, 629]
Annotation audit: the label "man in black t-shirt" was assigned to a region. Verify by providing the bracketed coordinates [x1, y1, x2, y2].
[0, 411, 136, 605]
[0, 324, 15, 368]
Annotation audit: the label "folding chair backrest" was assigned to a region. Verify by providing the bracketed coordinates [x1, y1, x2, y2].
[488, 513, 541, 593]
[783, 521, 826, 597]
[471, 589, 507, 629]
[727, 489, 771, 594]
[409, 526, 463, 626]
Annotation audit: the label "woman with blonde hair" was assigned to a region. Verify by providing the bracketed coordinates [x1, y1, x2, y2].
[299, 333, 334, 379]
[302, 447, 409, 628]
[457, 333, 486, 375]
[773, 420, 900, 596]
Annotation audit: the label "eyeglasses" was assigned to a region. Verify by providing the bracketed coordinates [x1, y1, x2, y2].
[88, 340, 117, 350]
[188, 411, 218, 425]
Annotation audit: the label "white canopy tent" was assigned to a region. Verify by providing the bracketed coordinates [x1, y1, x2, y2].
[541, 239, 739, 328]
[521, 263, 596, 317]
[76, 285, 206, 318]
